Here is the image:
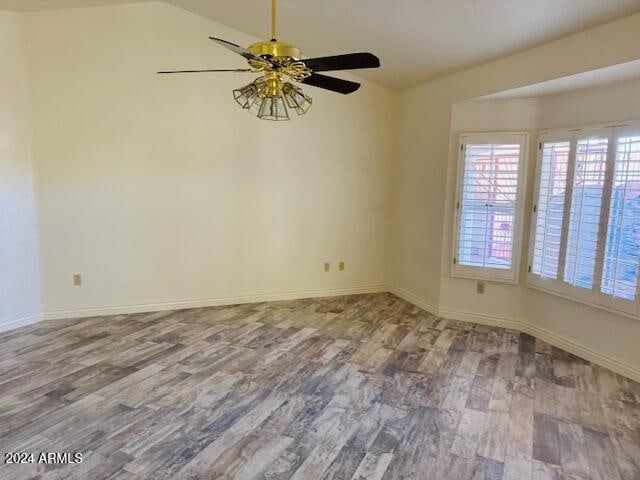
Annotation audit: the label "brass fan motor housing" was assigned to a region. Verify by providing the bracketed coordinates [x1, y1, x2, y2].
[247, 41, 311, 82]
[248, 40, 301, 60]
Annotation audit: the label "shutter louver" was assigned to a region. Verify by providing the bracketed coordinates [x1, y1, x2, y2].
[532, 141, 570, 279]
[601, 135, 640, 300]
[564, 137, 609, 289]
[529, 124, 640, 316]
[458, 143, 521, 270]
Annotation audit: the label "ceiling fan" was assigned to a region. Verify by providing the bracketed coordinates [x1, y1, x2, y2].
[158, 0, 381, 121]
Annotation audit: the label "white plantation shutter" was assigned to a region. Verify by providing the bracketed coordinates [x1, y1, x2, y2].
[601, 135, 640, 301]
[563, 136, 609, 289]
[532, 141, 570, 279]
[528, 122, 640, 318]
[453, 133, 528, 283]
[458, 144, 519, 269]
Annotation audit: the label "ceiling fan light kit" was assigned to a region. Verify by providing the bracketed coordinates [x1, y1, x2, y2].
[233, 76, 312, 121]
[158, 0, 380, 121]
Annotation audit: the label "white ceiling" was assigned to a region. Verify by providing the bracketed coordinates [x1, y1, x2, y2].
[3, 0, 640, 89]
[0, 0, 141, 10]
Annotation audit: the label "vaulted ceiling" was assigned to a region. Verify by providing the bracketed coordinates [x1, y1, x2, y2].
[2, 0, 640, 89]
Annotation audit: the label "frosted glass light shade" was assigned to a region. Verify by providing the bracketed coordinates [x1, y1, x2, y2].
[257, 95, 289, 121]
[248, 95, 263, 115]
[233, 83, 259, 109]
[282, 83, 312, 115]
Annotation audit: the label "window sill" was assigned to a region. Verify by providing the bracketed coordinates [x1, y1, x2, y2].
[451, 268, 519, 285]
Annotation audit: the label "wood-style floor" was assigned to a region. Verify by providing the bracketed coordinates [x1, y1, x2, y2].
[1, 293, 639, 480]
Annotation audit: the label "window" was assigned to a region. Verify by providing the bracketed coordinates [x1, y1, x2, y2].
[601, 135, 640, 301]
[529, 123, 640, 317]
[564, 136, 609, 289]
[531, 140, 570, 279]
[453, 133, 529, 283]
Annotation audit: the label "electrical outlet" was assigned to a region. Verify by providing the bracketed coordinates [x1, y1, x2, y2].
[73, 274, 82, 286]
[324, 262, 330, 272]
[476, 281, 485, 294]
[338, 261, 345, 271]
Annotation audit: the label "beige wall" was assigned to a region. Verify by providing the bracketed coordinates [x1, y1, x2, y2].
[538, 76, 640, 128]
[440, 99, 540, 320]
[526, 78, 640, 377]
[392, 13, 640, 378]
[0, 11, 43, 331]
[22, 2, 397, 317]
[394, 74, 640, 378]
[392, 12, 640, 309]
[3, 0, 640, 378]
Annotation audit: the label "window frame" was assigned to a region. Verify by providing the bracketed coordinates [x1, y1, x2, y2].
[527, 121, 640, 318]
[451, 132, 530, 284]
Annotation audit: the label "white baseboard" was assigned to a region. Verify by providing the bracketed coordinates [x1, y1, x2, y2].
[43, 284, 388, 321]
[520, 322, 640, 384]
[388, 285, 440, 316]
[437, 305, 522, 331]
[0, 313, 44, 333]
[390, 285, 640, 383]
[390, 285, 520, 331]
[10, 283, 640, 383]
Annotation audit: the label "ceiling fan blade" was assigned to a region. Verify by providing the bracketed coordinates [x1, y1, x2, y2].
[303, 53, 380, 72]
[209, 36, 272, 65]
[302, 73, 361, 94]
[158, 68, 253, 74]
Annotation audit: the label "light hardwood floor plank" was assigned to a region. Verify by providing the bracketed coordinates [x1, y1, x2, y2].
[0, 292, 638, 479]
